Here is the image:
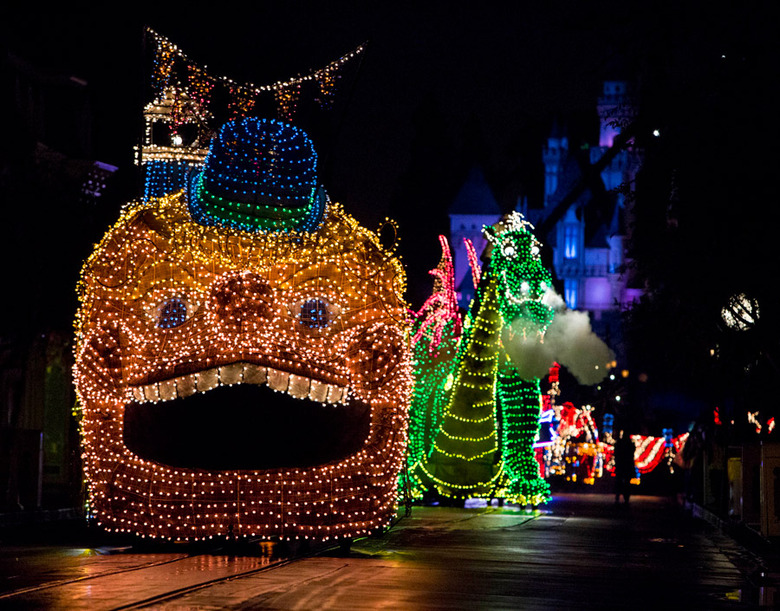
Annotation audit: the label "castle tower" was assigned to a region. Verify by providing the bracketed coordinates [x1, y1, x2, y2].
[542, 120, 569, 209]
[135, 86, 212, 201]
[539, 81, 644, 316]
[597, 80, 635, 148]
[448, 165, 502, 309]
[593, 81, 642, 203]
[592, 80, 643, 311]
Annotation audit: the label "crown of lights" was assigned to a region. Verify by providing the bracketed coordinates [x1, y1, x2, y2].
[136, 29, 365, 202]
[484, 211, 536, 239]
[146, 28, 365, 122]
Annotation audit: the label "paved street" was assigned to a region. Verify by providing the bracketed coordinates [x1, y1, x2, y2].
[0, 493, 774, 609]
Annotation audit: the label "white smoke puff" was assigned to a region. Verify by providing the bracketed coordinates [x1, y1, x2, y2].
[501, 325, 557, 380]
[502, 293, 615, 385]
[542, 287, 566, 311]
[547, 309, 615, 385]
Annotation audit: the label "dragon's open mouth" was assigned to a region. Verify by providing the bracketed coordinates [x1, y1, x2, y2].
[123, 363, 369, 470]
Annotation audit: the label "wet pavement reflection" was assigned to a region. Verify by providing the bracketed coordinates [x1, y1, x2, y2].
[0, 494, 767, 609]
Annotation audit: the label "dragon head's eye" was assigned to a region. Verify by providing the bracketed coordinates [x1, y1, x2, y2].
[298, 298, 332, 329]
[158, 298, 188, 329]
[502, 244, 517, 258]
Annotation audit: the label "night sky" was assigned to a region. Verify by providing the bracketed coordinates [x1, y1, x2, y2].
[4, 2, 694, 218]
[4, 1, 778, 316]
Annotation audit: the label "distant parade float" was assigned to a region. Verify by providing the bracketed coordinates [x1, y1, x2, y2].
[535, 363, 690, 486]
[73, 117, 411, 542]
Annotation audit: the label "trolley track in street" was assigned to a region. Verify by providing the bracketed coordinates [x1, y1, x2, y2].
[0, 538, 345, 610]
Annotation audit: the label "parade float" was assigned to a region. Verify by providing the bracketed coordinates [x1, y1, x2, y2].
[406, 221, 689, 505]
[407, 215, 558, 506]
[72, 30, 692, 541]
[73, 32, 411, 543]
[536, 363, 690, 487]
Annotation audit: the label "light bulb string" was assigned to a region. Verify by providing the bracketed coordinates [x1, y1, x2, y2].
[145, 27, 367, 96]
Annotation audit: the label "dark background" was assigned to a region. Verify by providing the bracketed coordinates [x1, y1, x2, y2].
[3, 2, 709, 229]
[3, 1, 779, 429]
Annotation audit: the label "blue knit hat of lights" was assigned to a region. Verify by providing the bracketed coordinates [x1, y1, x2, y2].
[187, 117, 326, 233]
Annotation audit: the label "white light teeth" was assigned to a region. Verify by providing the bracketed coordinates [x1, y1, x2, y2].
[309, 379, 328, 403]
[267, 368, 290, 392]
[176, 374, 197, 397]
[144, 384, 160, 402]
[219, 363, 244, 385]
[158, 379, 177, 401]
[196, 369, 219, 392]
[326, 385, 344, 403]
[288, 374, 311, 399]
[242, 363, 268, 385]
[129, 362, 347, 406]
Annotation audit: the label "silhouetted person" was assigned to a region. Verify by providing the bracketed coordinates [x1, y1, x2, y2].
[614, 430, 636, 504]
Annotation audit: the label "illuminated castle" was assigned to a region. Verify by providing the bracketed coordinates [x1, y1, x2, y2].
[450, 80, 644, 348]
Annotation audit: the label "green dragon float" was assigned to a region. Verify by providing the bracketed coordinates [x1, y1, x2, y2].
[407, 213, 557, 506]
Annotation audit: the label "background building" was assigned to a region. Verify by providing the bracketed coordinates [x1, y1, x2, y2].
[1, 50, 118, 513]
[450, 80, 644, 363]
[448, 165, 502, 309]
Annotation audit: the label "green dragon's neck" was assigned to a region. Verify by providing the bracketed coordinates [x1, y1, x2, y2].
[412, 272, 503, 496]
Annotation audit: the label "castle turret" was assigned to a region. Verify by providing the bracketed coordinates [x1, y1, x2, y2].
[448, 166, 502, 308]
[542, 120, 568, 208]
[597, 80, 635, 148]
[135, 86, 212, 201]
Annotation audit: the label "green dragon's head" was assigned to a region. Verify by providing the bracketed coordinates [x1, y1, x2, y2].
[485, 213, 554, 334]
